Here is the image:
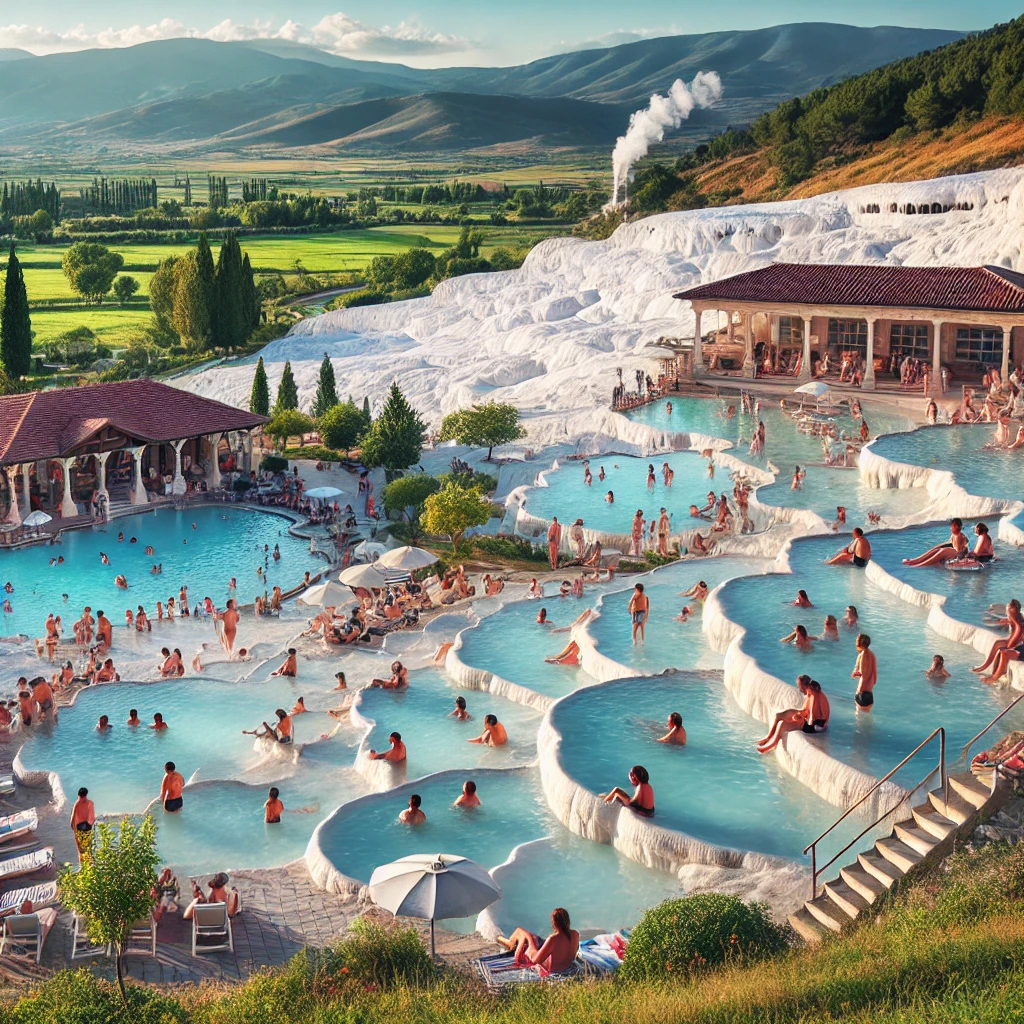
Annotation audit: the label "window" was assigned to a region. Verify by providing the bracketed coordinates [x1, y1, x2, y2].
[889, 323, 930, 360]
[827, 318, 867, 354]
[778, 316, 798, 346]
[955, 326, 1003, 365]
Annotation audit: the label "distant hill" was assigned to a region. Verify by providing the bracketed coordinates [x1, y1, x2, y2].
[0, 24, 964, 154]
[0, 49, 32, 62]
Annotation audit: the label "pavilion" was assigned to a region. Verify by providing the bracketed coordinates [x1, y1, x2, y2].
[673, 262, 1024, 391]
[0, 379, 267, 529]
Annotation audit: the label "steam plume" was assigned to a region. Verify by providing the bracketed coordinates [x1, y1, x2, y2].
[611, 71, 723, 205]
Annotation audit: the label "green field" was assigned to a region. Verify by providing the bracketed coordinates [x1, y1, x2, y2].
[15, 222, 568, 349]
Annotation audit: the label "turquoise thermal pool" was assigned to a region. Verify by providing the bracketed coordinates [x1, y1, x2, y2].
[0, 505, 322, 636]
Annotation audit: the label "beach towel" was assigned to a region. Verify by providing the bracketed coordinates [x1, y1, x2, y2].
[0, 881, 58, 916]
[0, 848, 53, 882]
[474, 952, 587, 990]
[0, 809, 38, 844]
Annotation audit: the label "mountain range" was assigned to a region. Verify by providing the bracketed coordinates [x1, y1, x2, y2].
[0, 24, 963, 155]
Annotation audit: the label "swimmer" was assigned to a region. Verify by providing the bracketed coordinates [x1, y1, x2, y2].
[96, 715, 112, 732]
[756, 676, 829, 753]
[826, 527, 871, 567]
[902, 518, 967, 567]
[926, 399, 938, 425]
[780, 624, 813, 651]
[662, 462, 674, 487]
[370, 661, 408, 690]
[665, 401, 672, 415]
[271, 648, 298, 677]
[646, 464, 656, 490]
[454, 780, 480, 809]
[926, 655, 951, 681]
[791, 465, 805, 490]
[290, 697, 307, 715]
[852, 634, 877, 711]
[836, 506, 847, 526]
[160, 762, 185, 813]
[398, 794, 426, 825]
[114, 575, 128, 589]
[117, 532, 124, 543]
[629, 583, 649, 646]
[675, 606, 693, 622]
[129, 537, 137, 545]
[334, 671, 347, 691]
[127, 709, 141, 726]
[793, 589, 813, 608]
[150, 713, 168, 731]
[599, 765, 654, 816]
[100, 552, 110, 565]
[680, 580, 709, 602]
[265, 788, 284, 824]
[469, 714, 507, 746]
[598, 466, 606, 481]
[657, 712, 686, 745]
[449, 695, 471, 721]
[369, 731, 406, 762]
[584, 465, 592, 486]
[537, 607, 551, 625]
[150, 564, 162, 575]
[605, 490, 614, 503]
[245, 708, 293, 744]
[820, 615, 839, 640]
[145, 546, 155, 556]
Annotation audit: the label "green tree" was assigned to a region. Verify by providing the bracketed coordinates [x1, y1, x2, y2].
[359, 382, 427, 477]
[148, 255, 180, 345]
[362, 396, 371, 425]
[312, 353, 339, 419]
[241, 252, 261, 336]
[266, 408, 314, 449]
[195, 231, 217, 341]
[250, 355, 270, 416]
[318, 401, 365, 454]
[438, 401, 526, 460]
[422, 481, 490, 551]
[0, 245, 32, 378]
[214, 232, 245, 349]
[172, 250, 211, 352]
[112, 275, 139, 306]
[273, 359, 299, 413]
[382, 473, 441, 541]
[57, 815, 160, 1000]
[61, 241, 124, 304]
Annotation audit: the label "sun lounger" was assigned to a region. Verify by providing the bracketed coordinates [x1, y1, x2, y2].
[473, 952, 589, 990]
[0, 912, 47, 962]
[0, 881, 58, 916]
[192, 901, 233, 955]
[124, 911, 157, 957]
[0, 847, 53, 882]
[71, 913, 108, 960]
[0, 809, 38, 845]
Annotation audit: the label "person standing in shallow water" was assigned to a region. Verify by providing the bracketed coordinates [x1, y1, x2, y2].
[629, 583, 649, 646]
[547, 517, 561, 570]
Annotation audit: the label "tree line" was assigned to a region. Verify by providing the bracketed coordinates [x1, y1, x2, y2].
[80, 178, 159, 216]
[0, 180, 60, 221]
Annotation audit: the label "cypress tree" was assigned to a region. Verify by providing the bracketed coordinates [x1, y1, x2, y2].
[358, 382, 427, 476]
[313, 353, 339, 419]
[0, 245, 32, 378]
[250, 356, 270, 416]
[362, 396, 371, 425]
[195, 232, 217, 344]
[274, 360, 299, 413]
[241, 252, 261, 335]
[214, 233, 244, 349]
[172, 250, 212, 352]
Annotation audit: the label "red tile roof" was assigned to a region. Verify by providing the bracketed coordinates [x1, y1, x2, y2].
[0, 379, 267, 465]
[674, 263, 1024, 313]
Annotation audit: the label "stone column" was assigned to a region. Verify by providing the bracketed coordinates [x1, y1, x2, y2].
[742, 312, 755, 377]
[206, 435, 223, 490]
[931, 320, 944, 396]
[60, 458, 78, 519]
[692, 307, 705, 375]
[3, 466, 20, 527]
[1001, 323, 1011, 383]
[727, 311, 735, 342]
[20, 464, 31, 519]
[172, 440, 188, 496]
[799, 317, 812, 381]
[130, 446, 149, 505]
[95, 451, 110, 504]
[864, 317, 876, 390]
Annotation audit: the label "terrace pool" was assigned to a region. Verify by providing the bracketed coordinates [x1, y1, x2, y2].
[0, 506, 323, 636]
[870, 424, 1024, 502]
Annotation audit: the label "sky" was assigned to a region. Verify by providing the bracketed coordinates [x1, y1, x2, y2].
[2, 2, 1022, 67]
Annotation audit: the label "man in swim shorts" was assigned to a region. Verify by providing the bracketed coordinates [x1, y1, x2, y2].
[547, 517, 562, 570]
[825, 527, 871, 567]
[271, 649, 298, 677]
[160, 761, 185, 813]
[30, 677, 55, 723]
[628, 583, 649, 646]
[852, 634, 877, 710]
[399, 794, 426, 825]
[370, 731, 406, 762]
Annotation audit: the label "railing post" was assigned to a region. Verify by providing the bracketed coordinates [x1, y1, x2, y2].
[939, 728, 947, 807]
[810, 845, 817, 901]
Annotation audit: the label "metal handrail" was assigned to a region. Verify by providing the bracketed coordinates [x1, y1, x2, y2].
[961, 692, 1024, 768]
[803, 727, 945, 900]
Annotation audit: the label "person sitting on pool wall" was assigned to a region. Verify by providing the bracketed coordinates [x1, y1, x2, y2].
[370, 661, 408, 690]
[271, 649, 298, 677]
[370, 732, 407, 762]
[756, 676, 829, 754]
[902, 518, 968, 567]
[599, 765, 654, 816]
[825, 527, 872, 567]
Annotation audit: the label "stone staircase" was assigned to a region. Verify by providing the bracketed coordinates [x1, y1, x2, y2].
[789, 770, 1004, 944]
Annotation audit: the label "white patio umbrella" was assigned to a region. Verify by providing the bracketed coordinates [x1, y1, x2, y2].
[22, 511, 52, 528]
[296, 579, 351, 609]
[793, 381, 831, 398]
[305, 486, 344, 501]
[369, 854, 501, 956]
[353, 540, 387, 561]
[376, 545, 438, 571]
[337, 562, 388, 590]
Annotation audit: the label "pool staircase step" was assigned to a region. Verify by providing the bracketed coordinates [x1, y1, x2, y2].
[788, 770, 1005, 946]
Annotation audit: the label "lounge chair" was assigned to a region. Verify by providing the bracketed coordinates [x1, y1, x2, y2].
[0, 809, 38, 844]
[0, 847, 53, 882]
[192, 902, 233, 955]
[0, 913, 45, 962]
[71, 913, 108, 960]
[474, 952, 588, 990]
[0, 881, 58, 916]
[123, 911, 157, 957]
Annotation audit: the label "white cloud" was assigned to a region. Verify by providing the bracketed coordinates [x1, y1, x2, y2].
[558, 27, 680, 52]
[0, 12, 471, 59]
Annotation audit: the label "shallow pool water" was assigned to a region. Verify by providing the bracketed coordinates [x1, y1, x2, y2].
[717, 533, 1024, 784]
[354, 668, 541, 777]
[587, 557, 773, 675]
[456, 595, 594, 698]
[871, 424, 1024, 502]
[553, 674, 864, 864]
[0, 506, 323, 636]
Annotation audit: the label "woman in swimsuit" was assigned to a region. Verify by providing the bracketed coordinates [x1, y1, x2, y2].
[925, 655, 951, 680]
[974, 600, 1023, 676]
[498, 907, 580, 974]
[780, 624, 813, 650]
[793, 589, 812, 608]
[599, 765, 654, 816]
[756, 676, 829, 753]
[902, 518, 968, 567]
[820, 615, 839, 640]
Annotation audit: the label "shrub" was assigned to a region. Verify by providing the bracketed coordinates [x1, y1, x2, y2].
[260, 455, 288, 474]
[281, 444, 347, 462]
[437, 470, 497, 494]
[620, 893, 788, 981]
[333, 918, 437, 988]
[471, 534, 546, 563]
